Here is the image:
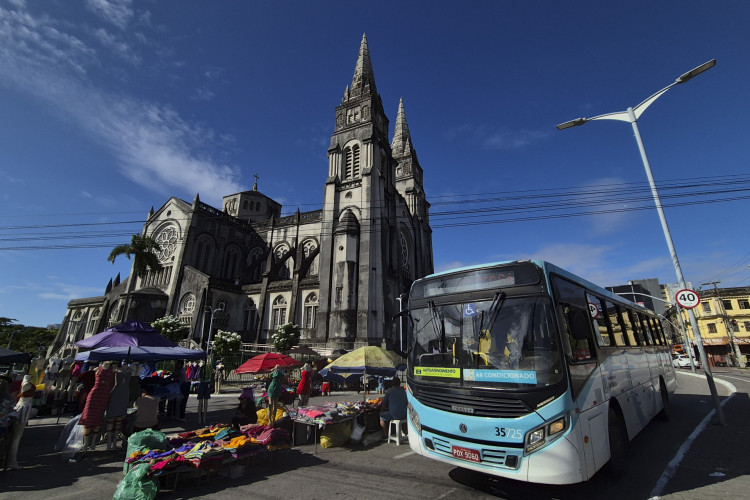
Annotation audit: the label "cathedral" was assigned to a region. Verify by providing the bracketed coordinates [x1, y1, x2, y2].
[54, 35, 433, 353]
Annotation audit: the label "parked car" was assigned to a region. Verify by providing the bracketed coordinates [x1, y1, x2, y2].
[672, 354, 700, 369]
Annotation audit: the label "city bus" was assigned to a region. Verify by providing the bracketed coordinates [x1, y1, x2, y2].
[401, 260, 676, 484]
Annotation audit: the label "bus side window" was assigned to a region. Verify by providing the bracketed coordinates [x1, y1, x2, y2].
[565, 306, 595, 361]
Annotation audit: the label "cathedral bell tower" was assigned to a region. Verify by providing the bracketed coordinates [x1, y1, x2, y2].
[316, 34, 395, 345]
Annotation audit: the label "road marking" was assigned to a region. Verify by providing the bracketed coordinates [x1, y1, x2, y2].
[649, 373, 736, 499]
[394, 450, 416, 459]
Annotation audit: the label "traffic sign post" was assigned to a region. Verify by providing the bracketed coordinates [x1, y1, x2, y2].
[675, 289, 700, 309]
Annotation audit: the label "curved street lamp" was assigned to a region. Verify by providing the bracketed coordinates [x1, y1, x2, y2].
[557, 59, 725, 424]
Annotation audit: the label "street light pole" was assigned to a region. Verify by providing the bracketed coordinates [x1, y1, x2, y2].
[702, 281, 745, 368]
[558, 59, 725, 425]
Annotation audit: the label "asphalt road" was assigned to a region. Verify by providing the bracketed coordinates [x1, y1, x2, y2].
[2, 369, 746, 499]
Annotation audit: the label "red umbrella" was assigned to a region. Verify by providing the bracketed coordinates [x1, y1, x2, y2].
[235, 352, 302, 374]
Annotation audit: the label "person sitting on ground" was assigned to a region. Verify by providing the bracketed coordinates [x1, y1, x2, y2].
[379, 376, 408, 438]
[133, 385, 160, 433]
[232, 388, 258, 429]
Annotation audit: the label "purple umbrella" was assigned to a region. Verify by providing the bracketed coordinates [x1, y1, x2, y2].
[75, 321, 177, 349]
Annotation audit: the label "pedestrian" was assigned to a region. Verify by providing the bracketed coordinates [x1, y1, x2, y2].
[267, 365, 286, 426]
[379, 376, 407, 439]
[296, 363, 312, 407]
[377, 376, 386, 395]
[168, 360, 189, 421]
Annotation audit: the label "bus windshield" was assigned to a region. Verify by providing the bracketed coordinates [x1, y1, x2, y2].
[408, 295, 565, 389]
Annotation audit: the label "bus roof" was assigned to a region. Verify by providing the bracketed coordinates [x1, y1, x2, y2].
[418, 259, 654, 314]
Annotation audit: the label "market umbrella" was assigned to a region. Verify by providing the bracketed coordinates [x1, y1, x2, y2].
[0, 347, 31, 364]
[74, 345, 206, 362]
[319, 345, 406, 377]
[75, 321, 177, 349]
[235, 352, 302, 374]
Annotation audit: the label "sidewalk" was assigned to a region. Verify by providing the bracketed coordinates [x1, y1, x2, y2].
[658, 370, 750, 498]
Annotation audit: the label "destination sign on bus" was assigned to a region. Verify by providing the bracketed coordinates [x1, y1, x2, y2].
[412, 263, 541, 299]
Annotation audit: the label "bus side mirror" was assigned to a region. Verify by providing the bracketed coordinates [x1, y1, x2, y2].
[391, 310, 410, 356]
[567, 309, 591, 341]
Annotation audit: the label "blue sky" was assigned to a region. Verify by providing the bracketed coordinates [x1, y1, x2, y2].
[1, 0, 749, 328]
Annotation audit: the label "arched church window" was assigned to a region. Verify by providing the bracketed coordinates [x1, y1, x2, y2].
[244, 299, 258, 331]
[272, 296, 287, 329]
[304, 293, 318, 329]
[223, 246, 242, 280]
[302, 240, 318, 275]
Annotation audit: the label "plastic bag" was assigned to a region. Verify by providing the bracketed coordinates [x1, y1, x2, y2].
[55, 414, 84, 460]
[124, 428, 170, 474]
[113, 464, 158, 500]
[320, 420, 353, 448]
[350, 421, 365, 443]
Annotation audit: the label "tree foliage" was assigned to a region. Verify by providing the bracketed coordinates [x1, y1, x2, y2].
[3, 323, 56, 355]
[272, 323, 300, 352]
[213, 330, 241, 357]
[108, 234, 163, 277]
[152, 315, 190, 343]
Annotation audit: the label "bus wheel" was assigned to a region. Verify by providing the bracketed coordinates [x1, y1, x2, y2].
[605, 406, 629, 478]
[657, 379, 671, 421]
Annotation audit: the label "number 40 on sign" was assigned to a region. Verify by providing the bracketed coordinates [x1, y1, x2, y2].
[675, 289, 700, 309]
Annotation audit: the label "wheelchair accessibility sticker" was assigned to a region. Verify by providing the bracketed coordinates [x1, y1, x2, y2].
[464, 303, 477, 317]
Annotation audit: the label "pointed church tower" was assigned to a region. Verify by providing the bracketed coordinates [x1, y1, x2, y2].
[392, 99, 433, 278]
[317, 34, 395, 345]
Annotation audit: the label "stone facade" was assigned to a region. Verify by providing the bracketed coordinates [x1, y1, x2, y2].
[52, 35, 433, 354]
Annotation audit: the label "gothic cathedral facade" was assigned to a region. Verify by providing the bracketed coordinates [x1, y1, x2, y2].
[55, 35, 433, 353]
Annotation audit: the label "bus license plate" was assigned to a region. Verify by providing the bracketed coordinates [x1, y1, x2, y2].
[452, 445, 481, 463]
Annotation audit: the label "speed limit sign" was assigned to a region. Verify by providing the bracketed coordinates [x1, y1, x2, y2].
[675, 289, 700, 309]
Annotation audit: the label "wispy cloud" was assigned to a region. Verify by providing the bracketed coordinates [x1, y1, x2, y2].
[0, 2, 245, 206]
[444, 123, 550, 150]
[85, 0, 134, 30]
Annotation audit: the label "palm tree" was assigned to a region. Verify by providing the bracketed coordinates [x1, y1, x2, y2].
[108, 234, 163, 322]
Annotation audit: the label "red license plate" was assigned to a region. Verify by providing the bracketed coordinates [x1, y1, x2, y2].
[452, 445, 481, 463]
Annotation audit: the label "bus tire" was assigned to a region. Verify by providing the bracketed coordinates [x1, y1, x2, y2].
[657, 379, 671, 421]
[605, 406, 629, 478]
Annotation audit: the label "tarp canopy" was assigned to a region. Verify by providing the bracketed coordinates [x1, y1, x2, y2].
[75, 321, 176, 349]
[235, 352, 302, 374]
[285, 346, 321, 357]
[0, 347, 31, 364]
[75, 346, 206, 362]
[320, 346, 406, 378]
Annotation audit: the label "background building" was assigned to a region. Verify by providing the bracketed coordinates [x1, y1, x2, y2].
[50, 35, 433, 356]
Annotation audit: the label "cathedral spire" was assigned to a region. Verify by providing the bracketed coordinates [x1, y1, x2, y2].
[391, 98, 412, 155]
[350, 33, 377, 97]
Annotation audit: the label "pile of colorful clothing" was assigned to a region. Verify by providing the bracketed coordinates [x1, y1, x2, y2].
[125, 423, 290, 472]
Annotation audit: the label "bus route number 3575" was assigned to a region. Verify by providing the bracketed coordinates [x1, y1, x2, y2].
[496, 427, 522, 439]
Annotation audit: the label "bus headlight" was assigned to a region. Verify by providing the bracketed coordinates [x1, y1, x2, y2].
[407, 402, 421, 435]
[524, 416, 568, 454]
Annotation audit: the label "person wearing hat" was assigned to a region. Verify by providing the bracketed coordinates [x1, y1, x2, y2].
[296, 363, 312, 407]
[231, 388, 257, 429]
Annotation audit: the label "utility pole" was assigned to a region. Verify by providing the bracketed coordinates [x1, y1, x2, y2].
[702, 281, 745, 368]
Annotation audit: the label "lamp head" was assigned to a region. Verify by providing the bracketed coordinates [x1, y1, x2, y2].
[676, 59, 716, 84]
[556, 118, 587, 130]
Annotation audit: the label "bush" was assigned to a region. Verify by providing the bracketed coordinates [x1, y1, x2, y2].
[272, 323, 300, 352]
[213, 330, 241, 356]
